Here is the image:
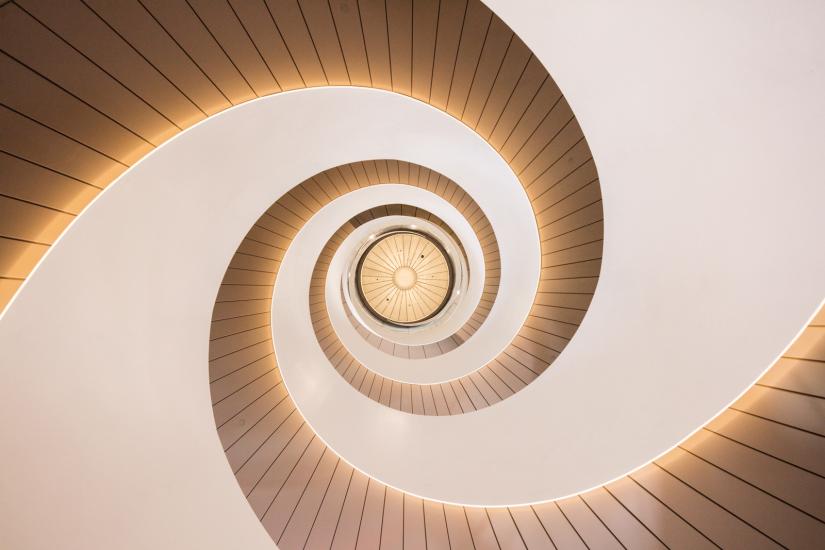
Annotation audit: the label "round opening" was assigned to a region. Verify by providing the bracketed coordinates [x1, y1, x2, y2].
[356, 230, 454, 327]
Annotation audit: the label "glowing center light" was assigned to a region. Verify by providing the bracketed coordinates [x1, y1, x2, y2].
[392, 266, 418, 290]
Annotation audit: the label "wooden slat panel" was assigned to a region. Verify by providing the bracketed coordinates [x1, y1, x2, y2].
[444, 0, 492, 118]
[706, 408, 825, 478]
[734, 384, 825, 437]
[542, 220, 604, 252]
[86, 0, 229, 115]
[245, 422, 315, 512]
[212, 370, 282, 427]
[261, 438, 327, 540]
[329, 469, 369, 549]
[188, 0, 279, 96]
[0, 152, 99, 214]
[423, 501, 451, 549]
[299, 0, 350, 85]
[473, 36, 532, 135]
[0, 105, 126, 187]
[659, 447, 825, 548]
[410, 0, 438, 101]
[212, 300, 271, 321]
[403, 495, 427, 550]
[508, 99, 575, 173]
[0, 237, 47, 279]
[356, 478, 386, 548]
[632, 464, 779, 549]
[0, 52, 151, 164]
[141, 0, 255, 103]
[219, 380, 288, 453]
[223, 388, 292, 467]
[524, 140, 593, 195]
[759, 357, 825, 398]
[464, 506, 500, 549]
[531, 503, 588, 549]
[379, 487, 404, 549]
[786, 326, 825, 362]
[477, 367, 515, 399]
[604, 477, 716, 549]
[209, 326, 272, 360]
[327, 0, 371, 87]
[509, 506, 555, 548]
[460, 16, 512, 125]
[487, 507, 527, 549]
[210, 356, 276, 404]
[681, 430, 825, 520]
[429, 0, 467, 109]
[515, 108, 580, 183]
[540, 203, 604, 243]
[232, 403, 302, 487]
[0, 3, 176, 143]
[209, 339, 273, 380]
[278, 452, 341, 548]
[0, 277, 21, 306]
[0, 196, 73, 244]
[386, 0, 412, 96]
[304, 461, 354, 549]
[18, 0, 204, 128]
[485, 56, 548, 148]
[227, 0, 305, 91]
[556, 497, 623, 549]
[358, 0, 392, 90]
[580, 487, 667, 549]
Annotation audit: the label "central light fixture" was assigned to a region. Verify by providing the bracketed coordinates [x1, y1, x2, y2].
[392, 266, 418, 290]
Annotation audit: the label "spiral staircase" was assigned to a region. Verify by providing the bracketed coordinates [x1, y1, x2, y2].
[1, 1, 824, 548]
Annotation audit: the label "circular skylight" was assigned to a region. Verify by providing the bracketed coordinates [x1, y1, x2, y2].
[356, 231, 453, 326]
